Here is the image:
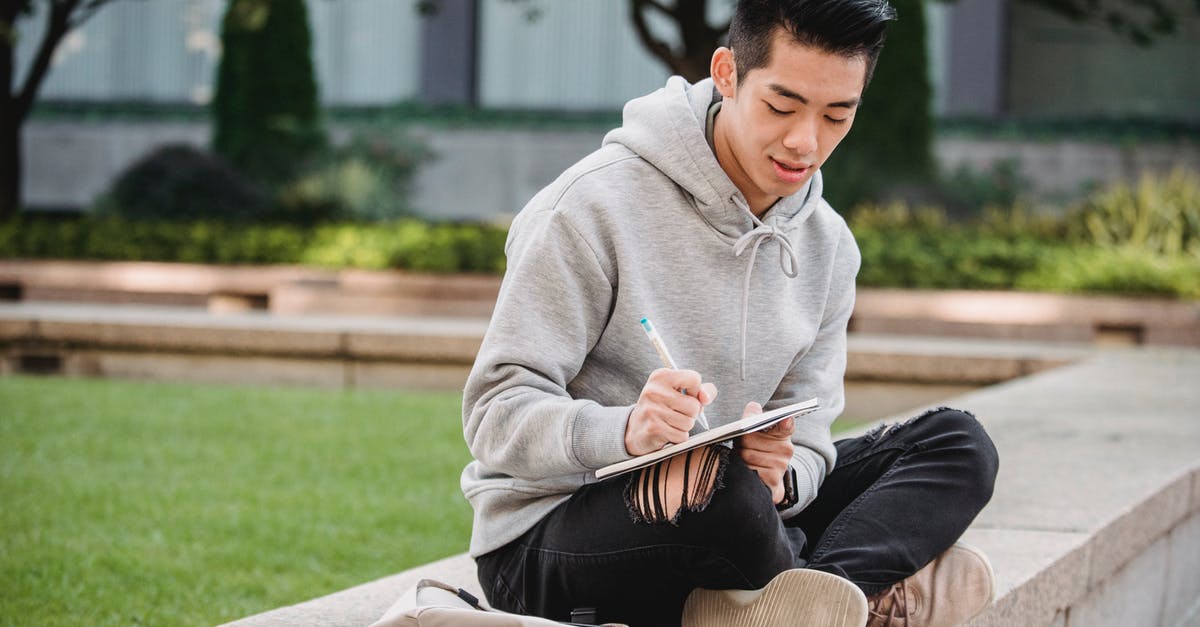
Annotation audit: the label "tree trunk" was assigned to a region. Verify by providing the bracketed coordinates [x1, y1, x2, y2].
[1, 3, 17, 221]
[0, 0, 80, 221]
[0, 120, 17, 222]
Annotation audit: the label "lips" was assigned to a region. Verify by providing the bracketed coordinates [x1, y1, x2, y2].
[771, 158, 812, 184]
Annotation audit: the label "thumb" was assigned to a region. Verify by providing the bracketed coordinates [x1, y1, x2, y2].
[742, 401, 763, 418]
[765, 416, 795, 438]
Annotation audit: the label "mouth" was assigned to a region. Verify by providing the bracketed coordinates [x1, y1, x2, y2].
[770, 158, 812, 183]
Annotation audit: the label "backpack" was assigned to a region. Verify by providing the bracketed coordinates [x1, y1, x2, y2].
[370, 579, 628, 627]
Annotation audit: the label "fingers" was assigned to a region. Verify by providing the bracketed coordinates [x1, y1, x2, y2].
[738, 446, 791, 471]
[645, 368, 717, 415]
[738, 440, 791, 505]
[626, 369, 717, 456]
[697, 382, 719, 405]
[763, 416, 795, 439]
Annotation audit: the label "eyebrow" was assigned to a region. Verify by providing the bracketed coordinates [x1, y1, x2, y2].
[769, 83, 860, 109]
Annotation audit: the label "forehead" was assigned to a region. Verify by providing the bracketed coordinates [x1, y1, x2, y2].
[746, 29, 868, 95]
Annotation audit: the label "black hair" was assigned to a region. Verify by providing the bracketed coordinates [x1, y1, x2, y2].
[727, 0, 898, 88]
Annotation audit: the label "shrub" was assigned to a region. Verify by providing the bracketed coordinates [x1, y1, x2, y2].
[821, 0, 933, 209]
[212, 0, 325, 184]
[0, 217, 508, 275]
[1067, 169, 1200, 257]
[937, 159, 1029, 217]
[1019, 246, 1200, 299]
[278, 132, 432, 223]
[94, 144, 272, 222]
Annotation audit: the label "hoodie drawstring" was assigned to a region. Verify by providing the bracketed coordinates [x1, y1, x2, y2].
[732, 212, 801, 380]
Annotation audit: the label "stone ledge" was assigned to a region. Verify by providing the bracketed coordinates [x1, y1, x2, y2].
[0, 303, 1091, 390]
[222, 347, 1200, 627]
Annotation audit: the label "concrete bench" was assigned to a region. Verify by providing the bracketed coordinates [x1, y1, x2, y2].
[0, 260, 501, 318]
[4, 260, 1197, 346]
[222, 346, 1200, 627]
[0, 301, 1093, 392]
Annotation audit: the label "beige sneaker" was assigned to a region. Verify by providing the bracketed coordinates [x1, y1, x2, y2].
[866, 542, 995, 627]
[683, 568, 868, 627]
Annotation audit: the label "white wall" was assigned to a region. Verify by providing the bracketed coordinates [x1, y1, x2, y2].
[15, 0, 422, 106]
[477, 0, 674, 110]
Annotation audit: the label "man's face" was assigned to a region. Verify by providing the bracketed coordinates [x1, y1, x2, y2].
[712, 30, 867, 215]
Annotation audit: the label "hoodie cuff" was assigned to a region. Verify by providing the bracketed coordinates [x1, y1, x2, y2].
[570, 403, 636, 470]
[777, 447, 828, 520]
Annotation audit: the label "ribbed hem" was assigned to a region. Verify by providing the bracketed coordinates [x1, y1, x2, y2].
[570, 402, 636, 470]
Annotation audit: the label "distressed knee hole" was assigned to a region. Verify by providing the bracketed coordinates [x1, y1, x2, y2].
[624, 445, 729, 524]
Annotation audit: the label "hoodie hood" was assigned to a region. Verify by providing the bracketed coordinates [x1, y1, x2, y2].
[602, 76, 825, 241]
[603, 76, 831, 379]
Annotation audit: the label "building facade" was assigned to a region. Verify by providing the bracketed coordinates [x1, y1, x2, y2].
[16, 0, 1198, 121]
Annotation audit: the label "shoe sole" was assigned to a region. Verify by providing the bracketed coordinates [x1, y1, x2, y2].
[682, 569, 868, 627]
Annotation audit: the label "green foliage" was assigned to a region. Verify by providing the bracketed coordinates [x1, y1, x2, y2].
[278, 133, 433, 222]
[93, 144, 273, 222]
[0, 376, 472, 626]
[94, 133, 431, 225]
[212, 0, 325, 184]
[0, 217, 508, 274]
[849, 191, 1200, 299]
[822, 0, 933, 209]
[1018, 245, 1200, 298]
[937, 159, 1030, 217]
[853, 220, 1052, 291]
[7, 169, 1200, 298]
[1066, 169, 1200, 257]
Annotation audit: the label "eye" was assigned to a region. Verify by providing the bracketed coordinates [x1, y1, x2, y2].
[825, 115, 849, 125]
[766, 102, 792, 116]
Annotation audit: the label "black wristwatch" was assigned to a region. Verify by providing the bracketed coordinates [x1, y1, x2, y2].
[776, 465, 800, 511]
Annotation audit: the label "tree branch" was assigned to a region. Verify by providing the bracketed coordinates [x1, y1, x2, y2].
[629, 0, 683, 75]
[71, 0, 120, 28]
[14, 0, 79, 122]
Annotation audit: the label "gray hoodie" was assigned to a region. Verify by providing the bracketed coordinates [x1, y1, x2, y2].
[460, 76, 860, 558]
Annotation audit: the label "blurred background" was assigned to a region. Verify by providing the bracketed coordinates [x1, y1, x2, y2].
[8, 0, 1200, 218]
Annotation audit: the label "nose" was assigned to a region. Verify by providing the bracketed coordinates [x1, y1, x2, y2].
[782, 115, 818, 156]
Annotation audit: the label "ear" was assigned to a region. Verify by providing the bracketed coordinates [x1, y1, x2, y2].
[711, 47, 737, 98]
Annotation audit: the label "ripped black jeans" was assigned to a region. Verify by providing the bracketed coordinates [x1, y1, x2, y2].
[475, 408, 999, 627]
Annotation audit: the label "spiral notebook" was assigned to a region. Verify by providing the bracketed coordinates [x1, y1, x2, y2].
[595, 397, 820, 480]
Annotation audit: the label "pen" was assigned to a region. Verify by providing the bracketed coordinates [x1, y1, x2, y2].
[640, 317, 710, 431]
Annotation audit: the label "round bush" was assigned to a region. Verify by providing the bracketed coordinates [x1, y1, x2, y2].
[95, 144, 273, 222]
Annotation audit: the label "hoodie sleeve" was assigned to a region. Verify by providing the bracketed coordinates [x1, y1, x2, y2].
[771, 224, 861, 519]
[462, 207, 633, 481]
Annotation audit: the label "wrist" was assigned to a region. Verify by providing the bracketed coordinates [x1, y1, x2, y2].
[775, 465, 800, 511]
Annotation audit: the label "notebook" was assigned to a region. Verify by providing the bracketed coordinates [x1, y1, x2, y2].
[595, 397, 820, 480]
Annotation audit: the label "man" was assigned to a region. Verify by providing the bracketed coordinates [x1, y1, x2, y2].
[461, 1, 999, 625]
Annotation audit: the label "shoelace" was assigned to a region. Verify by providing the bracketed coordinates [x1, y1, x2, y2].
[731, 207, 800, 380]
[867, 581, 910, 627]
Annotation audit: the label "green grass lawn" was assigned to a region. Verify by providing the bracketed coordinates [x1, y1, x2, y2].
[0, 376, 473, 626]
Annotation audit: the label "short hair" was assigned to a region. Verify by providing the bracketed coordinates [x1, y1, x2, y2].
[727, 0, 898, 88]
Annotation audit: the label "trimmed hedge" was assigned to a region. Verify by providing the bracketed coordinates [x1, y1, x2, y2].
[0, 218, 507, 275]
[3, 172, 1197, 298]
[3, 214, 1196, 298]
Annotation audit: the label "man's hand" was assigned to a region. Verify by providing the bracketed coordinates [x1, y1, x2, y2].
[736, 402, 795, 504]
[625, 368, 717, 456]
